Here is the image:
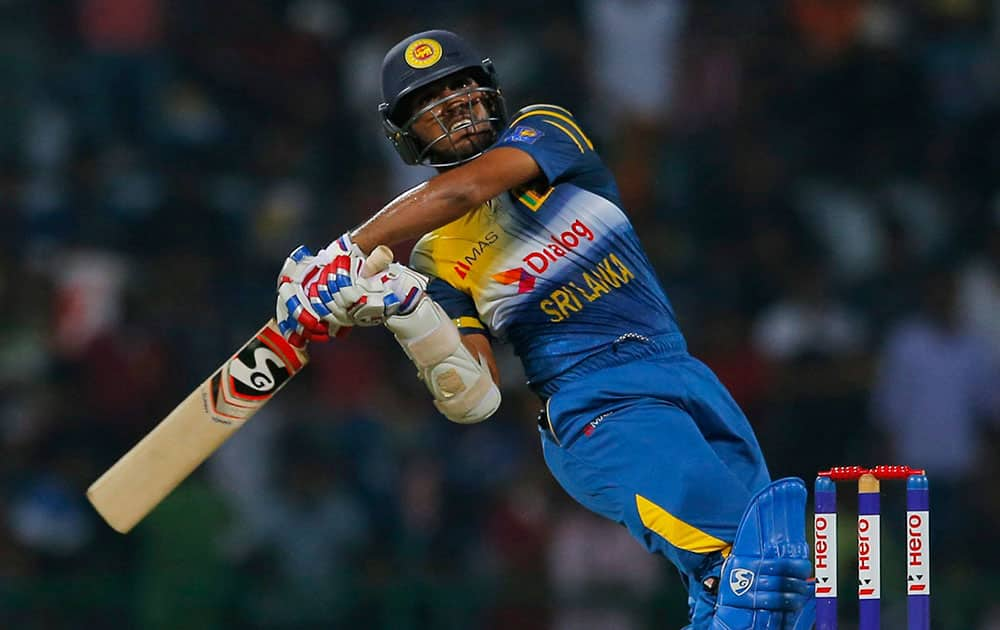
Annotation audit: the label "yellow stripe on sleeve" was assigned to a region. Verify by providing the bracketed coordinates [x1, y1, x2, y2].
[542, 120, 584, 153]
[454, 316, 485, 330]
[510, 107, 595, 150]
[635, 494, 733, 556]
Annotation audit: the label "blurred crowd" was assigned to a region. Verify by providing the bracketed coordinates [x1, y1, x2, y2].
[1, 0, 999, 628]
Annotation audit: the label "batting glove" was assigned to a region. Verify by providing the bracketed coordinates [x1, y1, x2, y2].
[276, 239, 352, 346]
[308, 236, 396, 327]
[383, 263, 428, 316]
[304, 258, 427, 332]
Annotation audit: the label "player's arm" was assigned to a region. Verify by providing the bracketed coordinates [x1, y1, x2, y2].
[353, 105, 598, 253]
[275, 148, 536, 342]
[461, 331, 500, 387]
[351, 146, 540, 252]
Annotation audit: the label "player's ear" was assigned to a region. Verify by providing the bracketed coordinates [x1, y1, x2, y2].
[380, 102, 423, 165]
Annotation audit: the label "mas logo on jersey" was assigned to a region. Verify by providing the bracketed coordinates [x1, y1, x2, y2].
[491, 220, 596, 294]
[405, 38, 443, 69]
[453, 231, 498, 279]
[510, 125, 543, 144]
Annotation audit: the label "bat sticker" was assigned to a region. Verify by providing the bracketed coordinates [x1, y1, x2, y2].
[229, 345, 285, 394]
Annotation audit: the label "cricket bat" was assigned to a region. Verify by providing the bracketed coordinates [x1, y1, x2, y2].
[87, 245, 393, 533]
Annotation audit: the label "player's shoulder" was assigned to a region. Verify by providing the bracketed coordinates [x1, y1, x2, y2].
[510, 103, 579, 121]
[507, 103, 585, 131]
[503, 103, 595, 152]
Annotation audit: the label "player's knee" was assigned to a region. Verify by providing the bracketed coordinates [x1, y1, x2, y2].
[717, 557, 811, 608]
[758, 558, 813, 585]
[745, 574, 812, 611]
[713, 477, 812, 620]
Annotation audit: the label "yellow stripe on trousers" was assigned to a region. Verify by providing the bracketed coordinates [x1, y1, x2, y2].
[635, 494, 733, 556]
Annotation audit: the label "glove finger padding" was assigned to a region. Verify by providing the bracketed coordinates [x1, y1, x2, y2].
[276, 280, 350, 345]
[275, 238, 394, 341]
[317, 243, 389, 326]
[275, 241, 354, 344]
[311, 257, 356, 328]
[339, 274, 395, 326]
[322, 247, 398, 326]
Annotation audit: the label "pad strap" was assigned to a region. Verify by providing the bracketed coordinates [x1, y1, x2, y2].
[404, 315, 461, 369]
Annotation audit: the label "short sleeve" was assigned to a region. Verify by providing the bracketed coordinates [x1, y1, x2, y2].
[493, 104, 596, 185]
[425, 277, 489, 336]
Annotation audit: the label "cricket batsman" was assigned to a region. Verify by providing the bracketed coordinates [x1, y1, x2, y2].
[275, 30, 814, 629]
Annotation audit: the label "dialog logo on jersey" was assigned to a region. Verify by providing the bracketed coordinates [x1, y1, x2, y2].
[522, 219, 594, 274]
[405, 38, 443, 69]
[729, 569, 755, 597]
[523, 220, 595, 274]
[493, 219, 595, 293]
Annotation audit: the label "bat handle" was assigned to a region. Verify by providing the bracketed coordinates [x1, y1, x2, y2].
[361, 244, 393, 278]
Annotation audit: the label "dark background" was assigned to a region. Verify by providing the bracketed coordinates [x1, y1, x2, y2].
[1, 1, 998, 628]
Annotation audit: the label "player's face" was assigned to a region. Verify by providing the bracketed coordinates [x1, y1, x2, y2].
[406, 73, 497, 163]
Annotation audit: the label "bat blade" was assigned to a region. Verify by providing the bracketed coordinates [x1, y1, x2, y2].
[86, 319, 308, 533]
[86, 245, 393, 533]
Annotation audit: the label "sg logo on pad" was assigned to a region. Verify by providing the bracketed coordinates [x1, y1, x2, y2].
[729, 569, 755, 596]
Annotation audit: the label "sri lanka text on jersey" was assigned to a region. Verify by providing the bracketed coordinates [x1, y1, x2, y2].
[539, 252, 635, 323]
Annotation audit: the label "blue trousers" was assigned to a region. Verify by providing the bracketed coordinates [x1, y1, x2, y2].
[540, 349, 770, 622]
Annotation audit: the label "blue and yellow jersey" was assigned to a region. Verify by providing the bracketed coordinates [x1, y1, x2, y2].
[409, 104, 681, 397]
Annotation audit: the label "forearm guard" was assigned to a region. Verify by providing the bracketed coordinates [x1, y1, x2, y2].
[385, 297, 501, 424]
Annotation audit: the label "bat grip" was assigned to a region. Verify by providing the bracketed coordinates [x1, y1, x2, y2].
[361, 244, 393, 278]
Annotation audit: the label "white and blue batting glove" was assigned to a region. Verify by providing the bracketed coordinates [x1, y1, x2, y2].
[275, 240, 351, 346]
[383, 263, 428, 317]
[277, 233, 410, 346]
[306, 236, 396, 327]
[301, 257, 427, 333]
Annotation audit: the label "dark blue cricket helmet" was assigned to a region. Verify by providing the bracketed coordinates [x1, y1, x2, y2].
[379, 30, 507, 168]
